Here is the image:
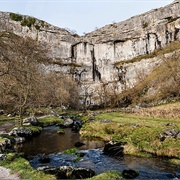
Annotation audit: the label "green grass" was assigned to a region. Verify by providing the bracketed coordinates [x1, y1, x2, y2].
[63, 148, 77, 154]
[81, 111, 180, 158]
[0, 153, 55, 180]
[25, 126, 43, 135]
[38, 116, 64, 126]
[87, 171, 122, 180]
[95, 112, 180, 128]
[57, 128, 65, 134]
[0, 115, 17, 124]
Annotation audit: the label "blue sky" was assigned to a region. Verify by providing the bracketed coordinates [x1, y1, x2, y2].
[0, 0, 172, 35]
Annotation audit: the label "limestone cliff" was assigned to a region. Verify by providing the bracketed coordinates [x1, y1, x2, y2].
[0, 1, 180, 106]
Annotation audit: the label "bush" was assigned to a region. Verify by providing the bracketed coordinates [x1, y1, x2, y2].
[10, 13, 23, 21]
[21, 17, 36, 28]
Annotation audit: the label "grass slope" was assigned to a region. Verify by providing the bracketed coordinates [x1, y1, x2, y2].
[81, 104, 180, 159]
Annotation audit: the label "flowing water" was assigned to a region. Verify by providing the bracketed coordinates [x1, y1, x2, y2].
[16, 126, 180, 179]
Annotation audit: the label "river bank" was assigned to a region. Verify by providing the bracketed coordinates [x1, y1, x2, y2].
[0, 103, 179, 179]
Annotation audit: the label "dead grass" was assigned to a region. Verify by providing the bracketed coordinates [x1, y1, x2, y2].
[133, 102, 180, 119]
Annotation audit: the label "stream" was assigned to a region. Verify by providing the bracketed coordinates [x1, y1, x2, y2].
[15, 126, 180, 179]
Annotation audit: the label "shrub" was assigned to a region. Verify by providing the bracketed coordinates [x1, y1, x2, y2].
[142, 21, 148, 28]
[10, 13, 23, 21]
[21, 17, 36, 28]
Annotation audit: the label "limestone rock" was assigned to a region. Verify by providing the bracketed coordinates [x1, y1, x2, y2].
[63, 118, 74, 128]
[0, 1, 179, 106]
[23, 116, 39, 126]
[9, 127, 32, 137]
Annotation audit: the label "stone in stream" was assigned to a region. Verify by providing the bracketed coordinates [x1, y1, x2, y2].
[9, 127, 32, 137]
[71, 120, 82, 133]
[71, 167, 96, 179]
[122, 169, 139, 179]
[63, 118, 74, 128]
[74, 141, 85, 147]
[37, 165, 96, 179]
[37, 166, 57, 175]
[103, 141, 124, 157]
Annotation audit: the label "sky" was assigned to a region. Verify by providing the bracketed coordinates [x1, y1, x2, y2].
[0, 0, 172, 35]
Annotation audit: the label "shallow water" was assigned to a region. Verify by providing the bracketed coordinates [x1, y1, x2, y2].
[16, 126, 180, 179]
[15, 126, 104, 156]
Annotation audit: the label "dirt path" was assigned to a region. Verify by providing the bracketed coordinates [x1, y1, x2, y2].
[0, 166, 20, 180]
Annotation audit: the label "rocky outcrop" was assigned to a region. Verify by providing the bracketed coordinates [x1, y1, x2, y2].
[0, 11, 75, 61]
[0, 1, 179, 106]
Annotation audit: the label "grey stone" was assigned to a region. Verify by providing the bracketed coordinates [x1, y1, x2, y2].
[63, 118, 74, 128]
[23, 116, 39, 126]
[0, 154, 6, 160]
[0, 1, 179, 106]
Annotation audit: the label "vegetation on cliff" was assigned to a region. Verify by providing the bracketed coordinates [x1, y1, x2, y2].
[0, 32, 80, 121]
[112, 47, 180, 108]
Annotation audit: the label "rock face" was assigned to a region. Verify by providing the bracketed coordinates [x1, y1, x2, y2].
[0, 1, 180, 106]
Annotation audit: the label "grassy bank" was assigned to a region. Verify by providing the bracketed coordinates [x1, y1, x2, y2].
[80, 106, 180, 159]
[0, 153, 55, 180]
[38, 116, 64, 126]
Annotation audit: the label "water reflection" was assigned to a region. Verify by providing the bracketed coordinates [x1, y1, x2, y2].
[15, 126, 104, 156]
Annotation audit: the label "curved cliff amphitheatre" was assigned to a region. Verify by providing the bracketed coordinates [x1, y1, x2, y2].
[0, 0, 179, 108]
[0, 1, 180, 179]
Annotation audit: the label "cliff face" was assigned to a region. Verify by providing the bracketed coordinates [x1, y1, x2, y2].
[0, 11, 75, 60]
[0, 1, 180, 106]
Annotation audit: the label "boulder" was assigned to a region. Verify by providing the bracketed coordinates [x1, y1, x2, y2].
[176, 132, 180, 139]
[57, 166, 74, 179]
[9, 127, 32, 137]
[122, 169, 139, 179]
[103, 141, 124, 157]
[74, 141, 85, 147]
[0, 154, 6, 160]
[37, 166, 58, 175]
[0, 110, 4, 115]
[71, 120, 82, 132]
[158, 133, 166, 141]
[162, 129, 180, 139]
[23, 116, 39, 126]
[57, 166, 95, 179]
[51, 110, 59, 117]
[63, 118, 74, 128]
[37, 165, 96, 179]
[71, 167, 95, 179]
[14, 136, 26, 144]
